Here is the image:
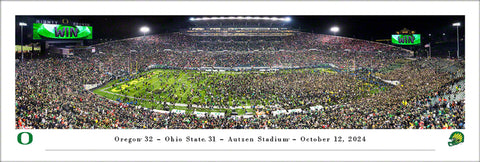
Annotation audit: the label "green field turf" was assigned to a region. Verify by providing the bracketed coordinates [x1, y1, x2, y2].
[93, 69, 266, 115]
[93, 68, 383, 115]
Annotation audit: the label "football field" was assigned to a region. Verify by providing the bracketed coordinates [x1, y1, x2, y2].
[94, 69, 265, 115]
[93, 68, 379, 115]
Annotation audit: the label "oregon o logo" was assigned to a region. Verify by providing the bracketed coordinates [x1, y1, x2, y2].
[17, 132, 33, 145]
[62, 18, 69, 24]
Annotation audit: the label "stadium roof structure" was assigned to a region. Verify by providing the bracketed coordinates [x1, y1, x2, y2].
[189, 16, 291, 22]
[189, 16, 292, 28]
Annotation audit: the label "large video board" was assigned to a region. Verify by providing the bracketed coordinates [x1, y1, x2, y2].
[33, 23, 92, 40]
[391, 34, 420, 45]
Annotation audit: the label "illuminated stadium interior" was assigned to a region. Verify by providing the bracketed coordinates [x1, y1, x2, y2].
[15, 16, 465, 129]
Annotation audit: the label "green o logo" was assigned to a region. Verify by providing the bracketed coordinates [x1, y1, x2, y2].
[17, 132, 33, 145]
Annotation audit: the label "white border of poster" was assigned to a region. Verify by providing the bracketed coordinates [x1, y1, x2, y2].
[1, 1, 479, 161]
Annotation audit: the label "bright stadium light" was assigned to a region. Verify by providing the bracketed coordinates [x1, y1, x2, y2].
[330, 26, 339, 36]
[140, 26, 150, 36]
[452, 22, 461, 59]
[189, 16, 292, 22]
[19, 22, 27, 61]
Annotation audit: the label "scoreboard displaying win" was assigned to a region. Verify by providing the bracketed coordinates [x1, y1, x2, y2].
[391, 34, 421, 45]
[33, 23, 93, 40]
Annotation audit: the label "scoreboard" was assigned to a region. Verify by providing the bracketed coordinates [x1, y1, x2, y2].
[33, 23, 92, 40]
[391, 34, 421, 45]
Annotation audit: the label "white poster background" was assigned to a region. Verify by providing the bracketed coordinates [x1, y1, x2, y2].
[1, 1, 479, 161]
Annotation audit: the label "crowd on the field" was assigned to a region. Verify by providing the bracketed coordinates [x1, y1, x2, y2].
[116, 68, 388, 111]
[15, 32, 465, 129]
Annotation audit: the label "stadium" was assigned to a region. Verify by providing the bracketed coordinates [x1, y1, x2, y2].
[15, 16, 465, 129]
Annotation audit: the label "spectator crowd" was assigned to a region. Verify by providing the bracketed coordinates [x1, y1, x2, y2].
[15, 32, 465, 129]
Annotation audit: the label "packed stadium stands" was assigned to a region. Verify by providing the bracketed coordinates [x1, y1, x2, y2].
[15, 31, 465, 129]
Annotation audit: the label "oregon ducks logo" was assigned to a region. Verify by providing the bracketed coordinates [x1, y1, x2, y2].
[448, 131, 464, 147]
[62, 18, 69, 24]
[17, 132, 33, 145]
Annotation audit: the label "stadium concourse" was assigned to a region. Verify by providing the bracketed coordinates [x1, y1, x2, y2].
[15, 32, 465, 129]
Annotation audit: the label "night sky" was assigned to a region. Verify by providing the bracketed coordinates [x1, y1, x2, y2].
[16, 15, 464, 45]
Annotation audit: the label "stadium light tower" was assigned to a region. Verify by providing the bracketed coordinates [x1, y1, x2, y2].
[452, 22, 461, 59]
[19, 22, 27, 61]
[140, 26, 150, 36]
[330, 26, 339, 36]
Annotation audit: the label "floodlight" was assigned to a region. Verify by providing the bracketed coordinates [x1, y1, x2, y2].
[140, 26, 150, 36]
[452, 22, 461, 59]
[19, 22, 27, 61]
[330, 26, 339, 32]
[190, 16, 292, 22]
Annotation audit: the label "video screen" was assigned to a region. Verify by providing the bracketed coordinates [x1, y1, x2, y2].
[32, 23, 92, 40]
